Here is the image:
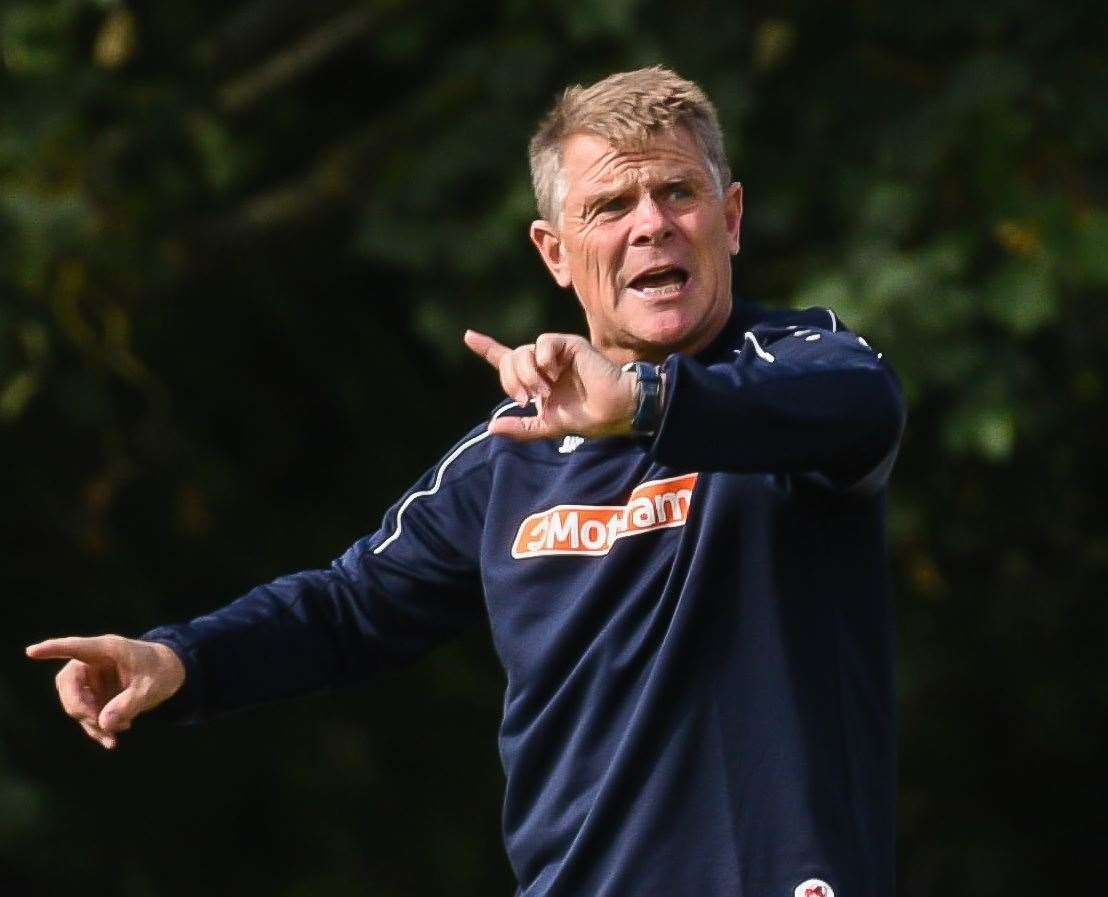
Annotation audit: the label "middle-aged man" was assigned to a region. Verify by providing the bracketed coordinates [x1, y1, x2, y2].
[28, 67, 905, 897]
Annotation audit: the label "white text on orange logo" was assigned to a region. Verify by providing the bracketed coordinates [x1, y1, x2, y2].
[512, 474, 699, 558]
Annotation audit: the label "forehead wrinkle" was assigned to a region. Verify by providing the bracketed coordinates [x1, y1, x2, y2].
[579, 145, 624, 181]
[599, 146, 707, 183]
[582, 173, 637, 205]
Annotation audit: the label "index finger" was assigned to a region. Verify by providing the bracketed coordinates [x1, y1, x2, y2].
[25, 636, 114, 664]
[463, 329, 510, 368]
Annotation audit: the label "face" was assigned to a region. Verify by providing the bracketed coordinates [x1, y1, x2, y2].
[530, 126, 743, 362]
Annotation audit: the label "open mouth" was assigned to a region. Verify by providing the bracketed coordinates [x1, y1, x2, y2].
[626, 266, 689, 298]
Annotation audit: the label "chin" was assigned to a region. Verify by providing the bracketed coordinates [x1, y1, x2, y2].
[618, 282, 729, 353]
[631, 309, 704, 352]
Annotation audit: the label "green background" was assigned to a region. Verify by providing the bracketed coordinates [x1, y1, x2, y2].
[3, 1, 1105, 894]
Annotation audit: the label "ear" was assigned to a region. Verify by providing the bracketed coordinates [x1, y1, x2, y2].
[529, 220, 573, 288]
[724, 182, 743, 255]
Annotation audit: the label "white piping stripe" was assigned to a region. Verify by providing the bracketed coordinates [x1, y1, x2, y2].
[373, 402, 515, 555]
[743, 331, 776, 363]
[826, 308, 838, 332]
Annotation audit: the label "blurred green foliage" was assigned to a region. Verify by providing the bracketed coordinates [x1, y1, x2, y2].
[3, 1, 1105, 895]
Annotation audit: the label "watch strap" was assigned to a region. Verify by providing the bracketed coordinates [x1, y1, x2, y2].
[622, 361, 664, 436]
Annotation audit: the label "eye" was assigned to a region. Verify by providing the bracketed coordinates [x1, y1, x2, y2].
[666, 183, 694, 201]
[598, 196, 631, 215]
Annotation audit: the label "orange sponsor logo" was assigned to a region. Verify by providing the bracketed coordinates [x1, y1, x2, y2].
[512, 473, 699, 559]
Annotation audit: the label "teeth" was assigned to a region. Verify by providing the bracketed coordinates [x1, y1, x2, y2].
[639, 282, 683, 297]
[633, 273, 686, 297]
[630, 269, 687, 296]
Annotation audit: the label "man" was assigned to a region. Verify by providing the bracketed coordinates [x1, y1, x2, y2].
[28, 67, 905, 897]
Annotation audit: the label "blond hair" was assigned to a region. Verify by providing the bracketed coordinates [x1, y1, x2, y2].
[528, 66, 730, 225]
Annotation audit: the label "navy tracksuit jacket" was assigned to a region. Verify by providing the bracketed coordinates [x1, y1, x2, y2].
[143, 301, 906, 897]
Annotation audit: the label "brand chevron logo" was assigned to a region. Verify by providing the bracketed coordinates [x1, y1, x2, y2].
[794, 879, 835, 897]
[512, 473, 698, 559]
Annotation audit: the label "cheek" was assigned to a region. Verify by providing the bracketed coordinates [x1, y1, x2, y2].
[576, 239, 614, 285]
[688, 210, 724, 244]
[687, 215, 731, 273]
[567, 228, 629, 311]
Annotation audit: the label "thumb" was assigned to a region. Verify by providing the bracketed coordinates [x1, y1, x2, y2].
[99, 684, 143, 733]
[488, 413, 556, 442]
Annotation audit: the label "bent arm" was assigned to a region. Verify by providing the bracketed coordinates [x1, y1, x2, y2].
[652, 315, 906, 492]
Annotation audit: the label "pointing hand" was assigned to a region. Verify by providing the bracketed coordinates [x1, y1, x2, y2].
[464, 330, 638, 441]
[25, 635, 186, 750]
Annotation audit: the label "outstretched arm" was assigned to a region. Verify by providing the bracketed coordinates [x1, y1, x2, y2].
[27, 418, 496, 747]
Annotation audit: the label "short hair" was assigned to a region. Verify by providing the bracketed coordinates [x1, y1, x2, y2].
[528, 66, 731, 226]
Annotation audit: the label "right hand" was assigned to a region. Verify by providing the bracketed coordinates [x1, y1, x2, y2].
[463, 330, 639, 440]
[25, 635, 186, 750]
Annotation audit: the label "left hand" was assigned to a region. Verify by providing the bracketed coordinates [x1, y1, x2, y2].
[464, 330, 638, 441]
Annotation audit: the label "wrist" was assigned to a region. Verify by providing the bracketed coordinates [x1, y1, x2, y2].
[149, 641, 187, 692]
[621, 361, 666, 437]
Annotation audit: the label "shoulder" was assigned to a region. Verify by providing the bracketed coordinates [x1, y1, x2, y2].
[429, 399, 538, 487]
[712, 302, 856, 359]
[741, 302, 847, 334]
[717, 302, 888, 373]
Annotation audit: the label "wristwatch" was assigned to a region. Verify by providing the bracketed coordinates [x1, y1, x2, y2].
[622, 361, 666, 437]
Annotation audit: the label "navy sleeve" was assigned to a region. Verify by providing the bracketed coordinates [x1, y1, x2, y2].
[652, 309, 906, 492]
[141, 419, 498, 725]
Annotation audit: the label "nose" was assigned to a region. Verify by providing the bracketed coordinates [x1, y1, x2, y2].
[629, 193, 672, 247]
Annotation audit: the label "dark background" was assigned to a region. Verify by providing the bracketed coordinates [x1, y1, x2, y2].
[3, 1, 1106, 894]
